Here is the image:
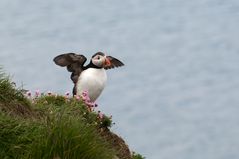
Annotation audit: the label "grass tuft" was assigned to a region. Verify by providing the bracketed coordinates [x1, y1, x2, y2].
[132, 152, 146, 159]
[0, 112, 43, 158]
[0, 69, 32, 117]
[29, 105, 115, 159]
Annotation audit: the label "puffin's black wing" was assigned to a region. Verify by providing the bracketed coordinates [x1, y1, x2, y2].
[53, 53, 87, 83]
[104, 56, 124, 70]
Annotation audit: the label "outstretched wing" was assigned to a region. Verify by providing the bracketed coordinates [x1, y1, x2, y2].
[104, 56, 124, 70]
[53, 53, 87, 83]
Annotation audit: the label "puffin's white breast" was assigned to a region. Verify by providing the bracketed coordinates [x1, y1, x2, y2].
[76, 68, 107, 101]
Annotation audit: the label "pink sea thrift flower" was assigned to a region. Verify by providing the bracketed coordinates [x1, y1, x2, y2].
[81, 90, 90, 101]
[80, 90, 98, 111]
[35, 89, 40, 97]
[98, 111, 104, 119]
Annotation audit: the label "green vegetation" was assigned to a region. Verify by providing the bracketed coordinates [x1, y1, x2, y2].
[132, 152, 145, 159]
[0, 69, 32, 117]
[0, 68, 144, 159]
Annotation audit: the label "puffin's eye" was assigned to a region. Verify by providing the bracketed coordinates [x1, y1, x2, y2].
[97, 56, 100, 60]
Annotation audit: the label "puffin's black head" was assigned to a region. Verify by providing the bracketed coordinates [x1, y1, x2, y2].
[92, 52, 105, 58]
[90, 52, 111, 68]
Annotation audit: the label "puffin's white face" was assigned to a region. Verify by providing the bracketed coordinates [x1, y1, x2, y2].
[92, 54, 106, 68]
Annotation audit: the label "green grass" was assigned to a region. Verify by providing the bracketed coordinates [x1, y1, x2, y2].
[34, 95, 113, 128]
[0, 107, 116, 159]
[0, 69, 32, 117]
[0, 67, 144, 159]
[0, 112, 40, 158]
[132, 152, 145, 159]
[29, 107, 115, 159]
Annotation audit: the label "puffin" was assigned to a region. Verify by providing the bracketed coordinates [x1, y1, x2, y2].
[53, 52, 124, 101]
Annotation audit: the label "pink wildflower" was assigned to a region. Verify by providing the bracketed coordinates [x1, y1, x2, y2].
[81, 90, 88, 97]
[98, 111, 104, 119]
[80, 90, 98, 111]
[81, 90, 90, 101]
[35, 89, 40, 97]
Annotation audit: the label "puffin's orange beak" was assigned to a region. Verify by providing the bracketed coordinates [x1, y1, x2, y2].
[105, 57, 111, 66]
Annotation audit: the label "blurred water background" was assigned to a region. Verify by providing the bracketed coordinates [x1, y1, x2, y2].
[1, 0, 239, 159]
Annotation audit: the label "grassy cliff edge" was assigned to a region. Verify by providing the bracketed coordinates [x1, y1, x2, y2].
[0, 68, 145, 159]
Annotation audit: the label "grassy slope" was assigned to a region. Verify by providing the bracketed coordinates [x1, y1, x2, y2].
[0, 68, 144, 159]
